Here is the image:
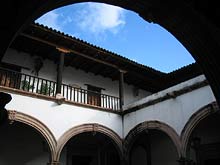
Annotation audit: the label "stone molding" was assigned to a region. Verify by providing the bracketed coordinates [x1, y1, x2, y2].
[180, 101, 219, 156]
[124, 120, 182, 159]
[6, 102, 219, 163]
[123, 79, 208, 114]
[7, 110, 57, 161]
[55, 123, 123, 162]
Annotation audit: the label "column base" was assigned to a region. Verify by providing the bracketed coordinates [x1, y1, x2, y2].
[55, 93, 65, 105]
[177, 157, 193, 165]
[120, 158, 129, 165]
[47, 161, 60, 165]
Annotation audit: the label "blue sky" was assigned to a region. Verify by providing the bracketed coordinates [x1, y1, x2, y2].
[35, 2, 195, 73]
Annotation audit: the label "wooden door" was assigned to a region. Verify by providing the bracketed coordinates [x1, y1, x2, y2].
[87, 85, 101, 106]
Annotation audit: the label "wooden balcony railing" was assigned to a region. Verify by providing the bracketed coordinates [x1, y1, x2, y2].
[0, 67, 120, 111]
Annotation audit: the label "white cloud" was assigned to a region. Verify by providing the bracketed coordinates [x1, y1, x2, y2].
[77, 3, 126, 34]
[35, 3, 126, 40]
[35, 11, 62, 31]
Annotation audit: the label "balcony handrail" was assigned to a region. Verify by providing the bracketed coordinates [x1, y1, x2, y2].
[0, 66, 56, 83]
[62, 83, 119, 99]
[0, 67, 120, 111]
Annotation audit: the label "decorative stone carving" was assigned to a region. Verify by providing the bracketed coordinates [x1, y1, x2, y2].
[92, 123, 99, 136]
[56, 124, 123, 162]
[8, 110, 17, 124]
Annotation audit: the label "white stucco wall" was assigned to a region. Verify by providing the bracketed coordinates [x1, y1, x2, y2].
[5, 93, 123, 140]
[2, 48, 151, 105]
[124, 75, 216, 137]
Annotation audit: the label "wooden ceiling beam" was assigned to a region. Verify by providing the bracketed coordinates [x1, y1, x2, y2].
[20, 32, 126, 72]
[93, 65, 105, 75]
[73, 60, 84, 70]
[128, 70, 162, 88]
[80, 62, 94, 73]
[19, 31, 162, 92]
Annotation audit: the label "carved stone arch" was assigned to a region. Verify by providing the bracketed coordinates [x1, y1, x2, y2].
[181, 101, 219, 157]
[124, 120, 182, 160]
[56, 123, 123, 162]
[7, 110, 57, 161]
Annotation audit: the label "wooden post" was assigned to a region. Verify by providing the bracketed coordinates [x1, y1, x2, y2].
[119, 70, 126, 110]
[56, 51, 64, 94]
[55, 47, 70, 104]
[56, 47, 70, 95]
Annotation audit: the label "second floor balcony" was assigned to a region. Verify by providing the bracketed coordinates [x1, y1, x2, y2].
[0, 67, 120, 112]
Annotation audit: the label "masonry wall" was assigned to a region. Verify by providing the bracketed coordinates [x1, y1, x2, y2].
[5, 92, 123, 139]
[124, 75, 216, 137]
[3, 72, 217, 140]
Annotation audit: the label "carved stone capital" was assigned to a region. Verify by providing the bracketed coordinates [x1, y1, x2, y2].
[8, 110, 17, 124]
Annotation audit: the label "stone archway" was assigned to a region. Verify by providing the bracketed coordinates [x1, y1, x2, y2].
[124, 120, 181, 164]
[181, 101, 219, 157]
[55, 123, 123, 163]
[7, 110, 57, 162]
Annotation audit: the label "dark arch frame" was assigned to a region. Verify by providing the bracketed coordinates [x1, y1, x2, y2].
[124, 120, 182, 161]
[181, 101, 219, 157]
[7, 110, 57, 162]
[55, 123, 123, 162]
